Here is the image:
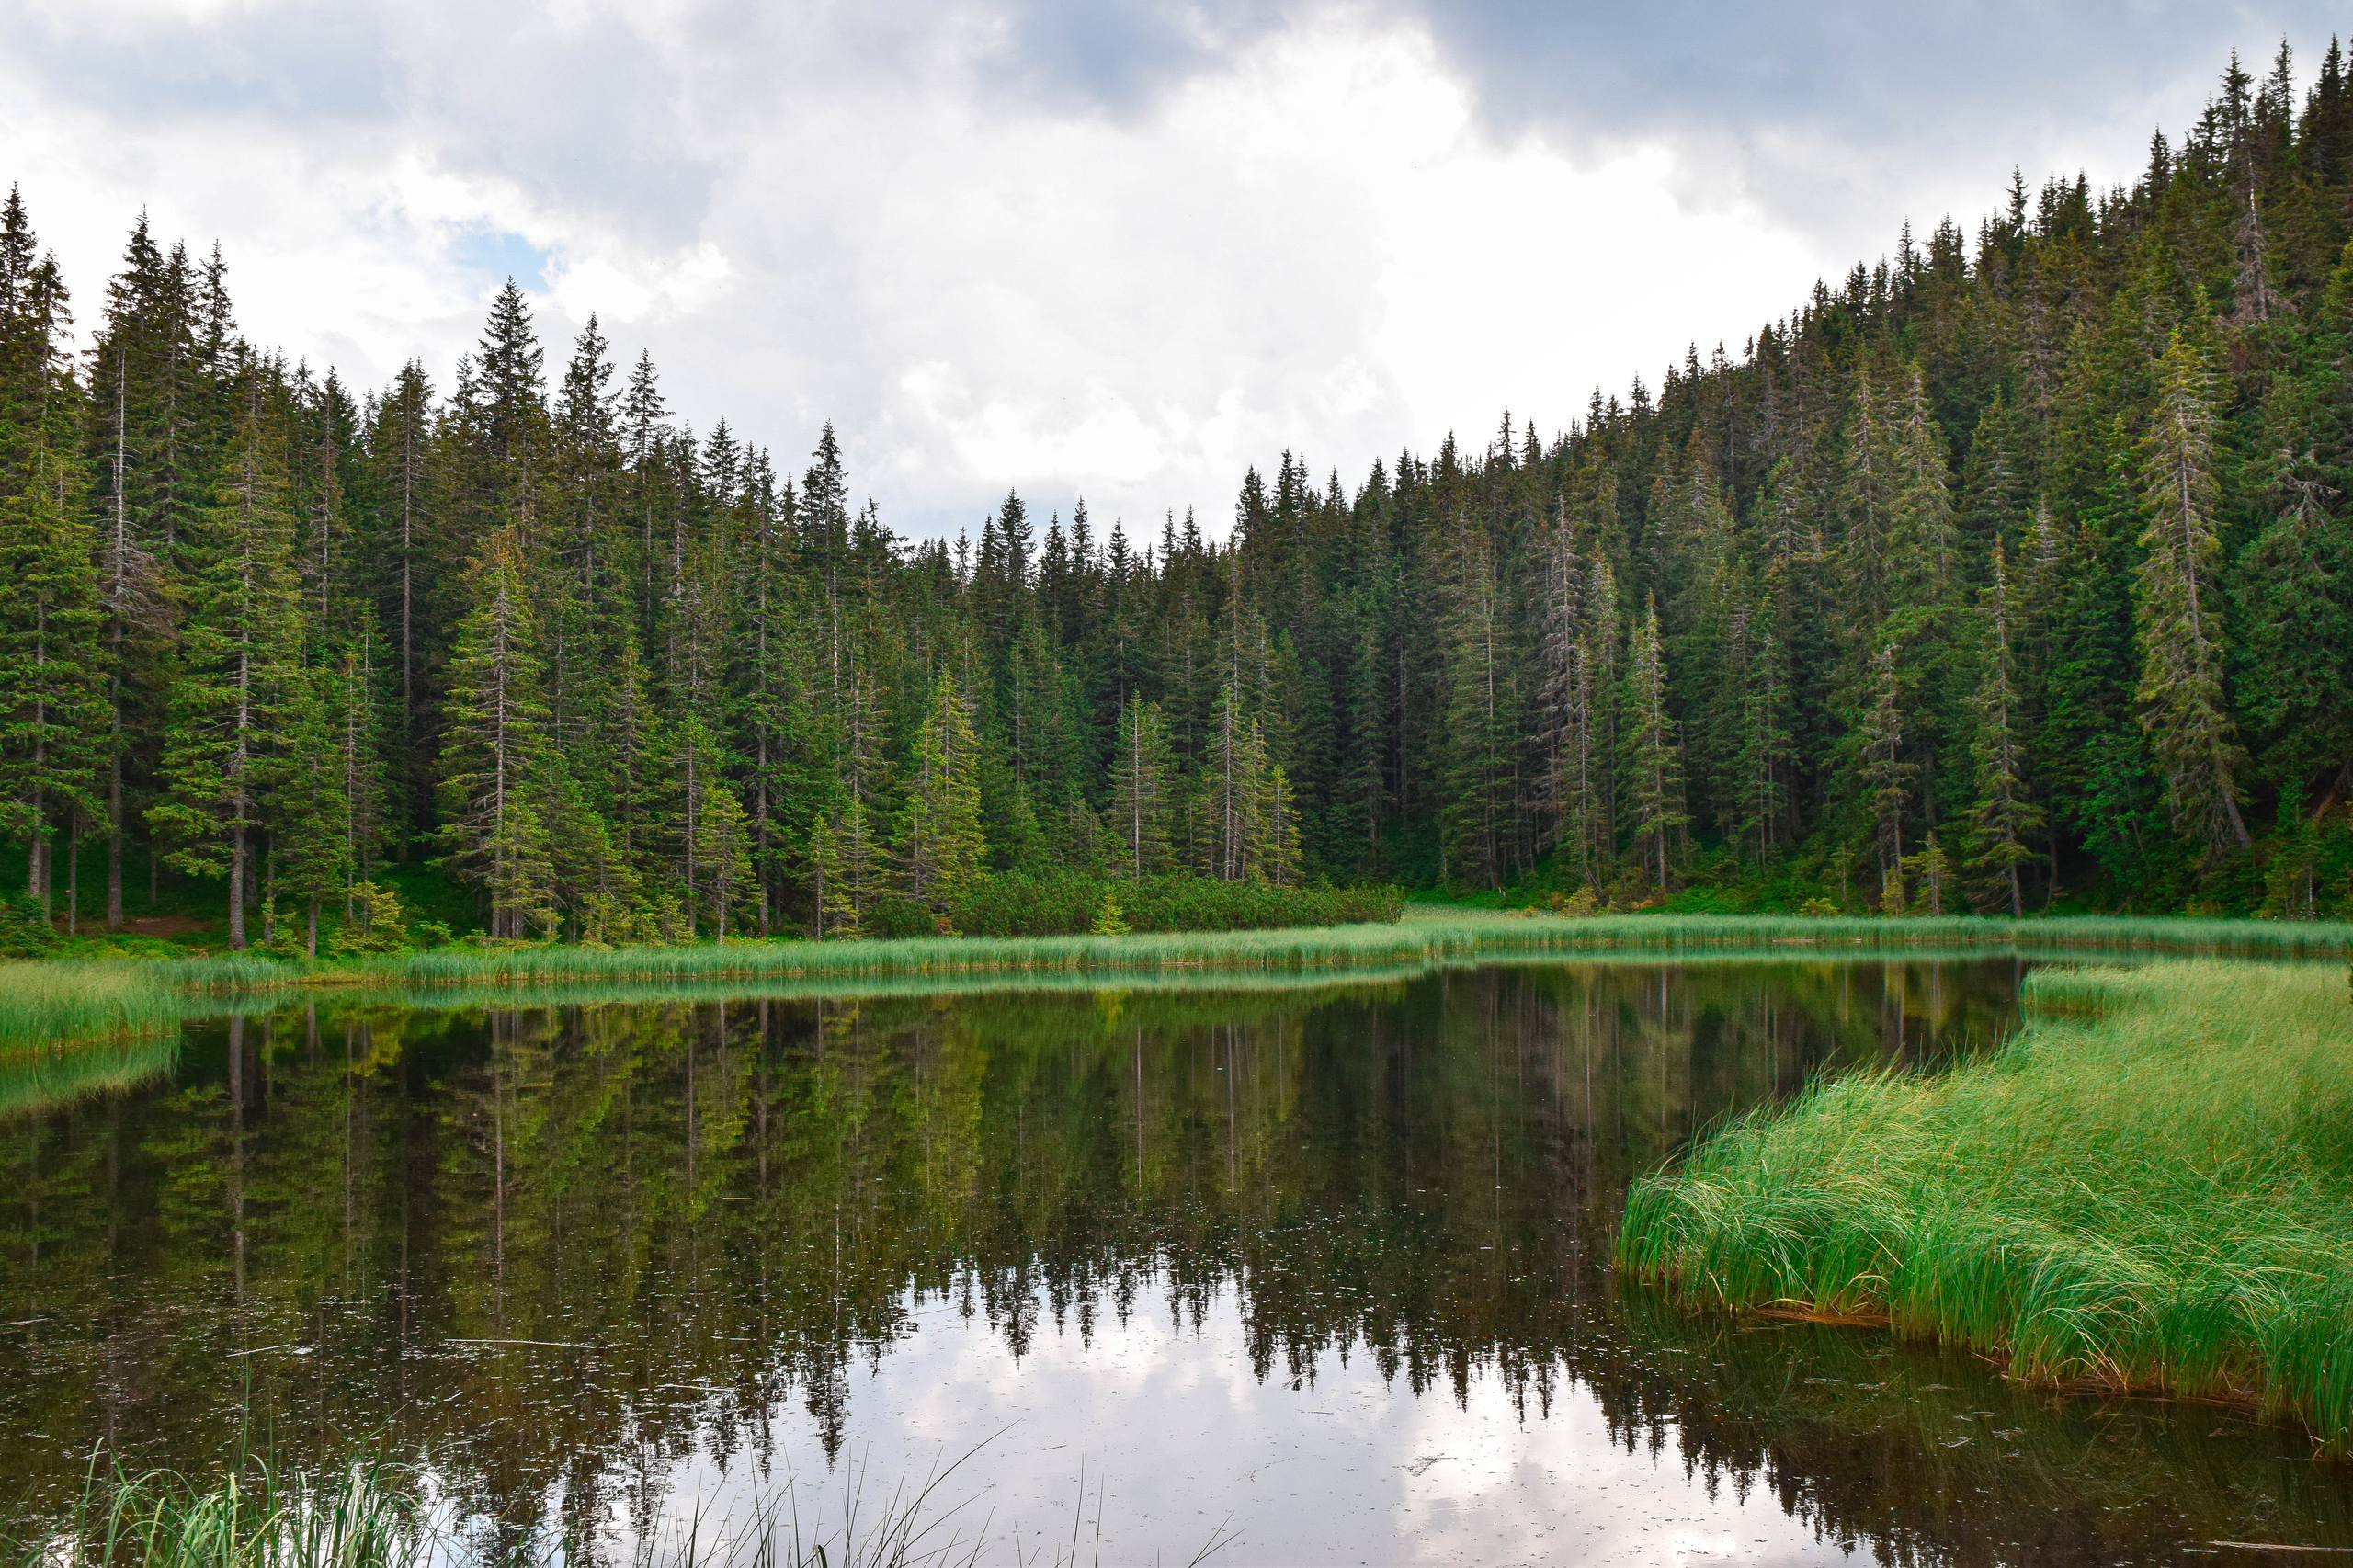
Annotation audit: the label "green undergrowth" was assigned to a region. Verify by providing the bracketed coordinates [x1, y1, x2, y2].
[1619, 960, 2353, 1452]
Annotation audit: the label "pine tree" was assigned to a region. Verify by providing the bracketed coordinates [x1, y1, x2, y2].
[1619, 597, 1687, 898]
[1108, 694, 1173, 878]
[2132, 331, 2252, 853]
[0, 412, 105, 912]
[274, 660, 353, 956]
[2231, 469, 2351, 790]
[1733, 614, 1794, 865]
[149, 372, 303, 949]
[331, 626, 392, 893]
[437, 528, 557, 938]
[1260, 763, 1302, 887]
[1903, 833, 1954, 915]
[0, 190, 104, 918]
[17, 78, 2353, 942]
[1853, 641, 1915, 908]
[1963, 543, 2043, 915]
[895, 670, 984, 916]
[1204, 681, 1267, 881]
[836, 791, 881, 928]
[686, 730, 753, 942]
[1438, 517, 1510, 888]
[1836, 365, 1897, 642]
[1887, 364, 1960, 608]
[808, 812, 856, 938]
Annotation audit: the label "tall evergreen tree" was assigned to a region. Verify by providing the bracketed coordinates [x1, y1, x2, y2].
[1619, 597, 1687, 898]
[437, 528, 557, 938]
[149, 371, 302, 949]
[2132, 331, 2252, 853]
[895, 670, 984, 916]
[1963, 544, 2043, 914]
[1108, 694, 1174, 879]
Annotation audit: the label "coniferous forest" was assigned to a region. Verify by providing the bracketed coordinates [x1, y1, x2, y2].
[6, 42, 2353, 951]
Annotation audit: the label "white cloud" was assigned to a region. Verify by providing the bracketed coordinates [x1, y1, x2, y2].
[0, 0, 2322, 537]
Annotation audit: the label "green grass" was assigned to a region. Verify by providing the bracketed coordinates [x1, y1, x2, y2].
[0, 961, 186, 1054]
[5, 910, 2351, 1059]
[1619, 959, 2353, 1452]
[295, 909, 2353, 990]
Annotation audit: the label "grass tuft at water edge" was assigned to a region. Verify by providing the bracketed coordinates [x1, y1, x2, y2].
[1618, 960, 2353, 1452]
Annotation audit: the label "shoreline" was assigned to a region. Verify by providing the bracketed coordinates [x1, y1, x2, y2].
[5, 909, 2350, 1056]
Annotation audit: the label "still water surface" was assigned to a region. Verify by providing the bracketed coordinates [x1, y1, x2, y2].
[4, 960, 2348, 1563]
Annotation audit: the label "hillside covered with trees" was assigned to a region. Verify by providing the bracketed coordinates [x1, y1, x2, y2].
[4, 42, 2353, 949]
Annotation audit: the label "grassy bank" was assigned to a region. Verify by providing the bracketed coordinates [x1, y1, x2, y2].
[1619, 960, 2353, 1452]
[5, 911, 2353, 1058]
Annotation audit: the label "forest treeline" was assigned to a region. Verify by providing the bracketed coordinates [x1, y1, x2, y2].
[4, 42, 2353, 949]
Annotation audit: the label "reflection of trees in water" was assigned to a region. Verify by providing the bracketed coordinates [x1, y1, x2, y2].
[10, 959, 2318, 1561]
[1590, 1293, 2353, 1563]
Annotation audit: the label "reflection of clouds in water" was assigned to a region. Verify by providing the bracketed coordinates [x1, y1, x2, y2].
[15, 963, 2328, 1562]
[633, 1283, 1859, 1565]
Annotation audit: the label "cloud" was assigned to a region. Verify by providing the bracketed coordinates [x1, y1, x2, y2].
[2, 0, 2337, 539]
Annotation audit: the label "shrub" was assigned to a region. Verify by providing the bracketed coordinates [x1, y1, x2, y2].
[947, 872, 1402, 937]
[330, 881, 412, 956]
[866, 896, 941, 939]
[0, 892, 57, 958]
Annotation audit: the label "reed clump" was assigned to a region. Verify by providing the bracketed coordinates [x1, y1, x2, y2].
[1619, 960, 2353, 1452]
[0, 961, 183, 1055]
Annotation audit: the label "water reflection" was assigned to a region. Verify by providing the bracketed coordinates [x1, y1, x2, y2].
[2, 960, 2345, 1563]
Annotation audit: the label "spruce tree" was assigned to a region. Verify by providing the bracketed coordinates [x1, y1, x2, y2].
[1963, 544, 2043, 914]
[809, 812, 858, 938]
[0, 440, 105, 916]
[273, 660, 353, 956]
[2231, 470, 2350, 790]
[1852, 641, 1915, 909]
[1108, 694, 1173, 878]
[150, 371, 304, 949]
[1438, 517, 1510, 888]
[2132, 331, 2252, 853]
[1619, 598, 1687, 898]
[895, 671, 984, 916]
[437, 528, 557, 938]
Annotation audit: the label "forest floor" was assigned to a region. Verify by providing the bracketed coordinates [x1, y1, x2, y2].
[1620, 959, 2353, 1454]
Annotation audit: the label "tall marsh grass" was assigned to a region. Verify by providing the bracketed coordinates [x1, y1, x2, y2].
[1619, 960, 2353, 1451]
[4, 910, 2349, 1056]
[375, 910, 2353, 990]
[17, 1450, 1233, 1568]
[0, 961, 183, 1054]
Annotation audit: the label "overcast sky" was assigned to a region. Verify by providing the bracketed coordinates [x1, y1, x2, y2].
[1, 1, 2337, 537]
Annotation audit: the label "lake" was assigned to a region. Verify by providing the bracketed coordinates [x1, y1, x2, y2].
[4, 959, 2348, 1563]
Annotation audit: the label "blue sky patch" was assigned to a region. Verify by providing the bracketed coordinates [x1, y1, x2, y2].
[451, 225, 551, 291]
